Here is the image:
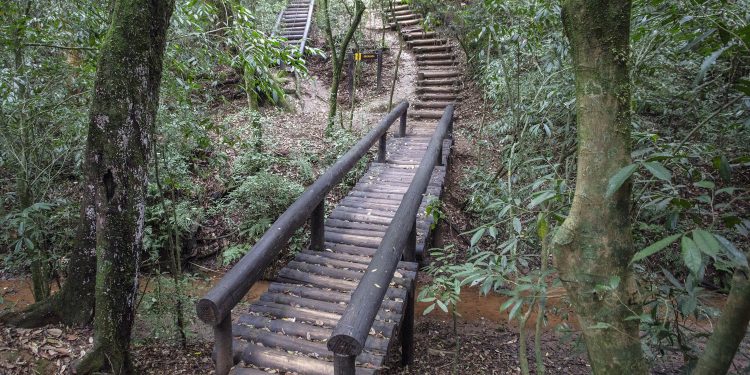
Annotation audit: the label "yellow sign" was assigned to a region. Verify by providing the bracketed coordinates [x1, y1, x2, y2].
[354, 53, 362, 61]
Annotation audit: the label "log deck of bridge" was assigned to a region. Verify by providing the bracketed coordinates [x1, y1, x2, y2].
[225, 132, 451, 374]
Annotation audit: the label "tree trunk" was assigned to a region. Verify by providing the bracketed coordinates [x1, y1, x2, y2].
[552, 2, 648, 374]
[74, 0, 174, 373]
[321, 0, 365, 134]
[692, 264, 750, 375]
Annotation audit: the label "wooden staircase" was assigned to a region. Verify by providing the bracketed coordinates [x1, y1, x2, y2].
[387, 2, 463, 120]
[274, 0, 316, 53]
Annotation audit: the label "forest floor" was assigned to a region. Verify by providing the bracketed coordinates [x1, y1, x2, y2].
[2, 18, 749, 375]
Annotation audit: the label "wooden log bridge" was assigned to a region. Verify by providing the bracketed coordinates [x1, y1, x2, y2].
[197, 102, 455, 374]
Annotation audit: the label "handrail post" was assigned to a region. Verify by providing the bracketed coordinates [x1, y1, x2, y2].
[399, 108, 407, 137]
[401, 287, 415, 367]
[377, 133, 387, 163]
[310, 200, 325, 251]
[333, 354, 356, 375]
[404, 219, 416, 262]
[214, 312, 233, 375]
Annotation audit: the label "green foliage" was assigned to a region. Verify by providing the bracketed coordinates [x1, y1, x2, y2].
[1, 199, 78, 276]
[411, 0, 749, 366]
[135, 274, 196, 344]
[223, 171, 304, 240]
[168, 0, 309, 108]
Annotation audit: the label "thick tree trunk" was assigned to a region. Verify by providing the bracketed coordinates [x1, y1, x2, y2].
[321, 0, 365, 134]
[74, 1, 174, 374]
[693, 265, 750, 375]
[552, 2, 649, 374]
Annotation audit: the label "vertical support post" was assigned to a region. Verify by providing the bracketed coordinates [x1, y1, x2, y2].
[348, 52, 354, 102]
[376, 49, 383, 90]
[401, 287, 415, 367]
[399, 108, 407, 138]
[437, 140, 444, 167]
[377, 133, 387, 163]
[214, 313, 233, 375]
[310, 200, 325, 251]
[333, 354, 356, 375]
[404, 219, 416, 262]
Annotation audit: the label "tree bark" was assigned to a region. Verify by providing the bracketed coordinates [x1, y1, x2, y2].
[552, 1, 649, 374]
[692, 264, 750, 375]
[321, 0, 365, 134]
[73, 0, 174, 373]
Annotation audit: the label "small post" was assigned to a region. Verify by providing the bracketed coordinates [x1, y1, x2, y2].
[333, 354, 356, 375]
[404, 220, 416, 262]
[310, 200, 325, 251]
[348, 52, 354, 102]
[376, 49, 383, 90]
[377, 133, 387, 163]
[401, 287, 415, 367]
[399, 109, 407, 137]
[214, 313, 233, 375]
[437, 140, 444, 167]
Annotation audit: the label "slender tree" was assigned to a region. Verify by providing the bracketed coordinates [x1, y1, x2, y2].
[72, 0, 175, 373]
[320, 0, 365, 134]
[693, 262, 750, 375]
[551, 1, 649, 374]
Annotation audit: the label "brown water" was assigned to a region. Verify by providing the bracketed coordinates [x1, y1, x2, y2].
[414, 284, 573, 330]
[0, 277, 270, 311]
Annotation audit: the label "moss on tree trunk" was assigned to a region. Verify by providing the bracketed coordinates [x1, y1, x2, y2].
[552, 1, 649, 374]
[73, 0, 174, 373]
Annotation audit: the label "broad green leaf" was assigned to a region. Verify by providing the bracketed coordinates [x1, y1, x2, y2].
[692, 229, 720, 257]
[643, 161, 672, 181]
[500, 298, 515, 312]
[712, 155, 732, 183]
[436, 300, 448, 313]
[422, 303, 435, 315]
[715, 235, 748, 268]
[488, 226, 498, 239]
[609, 275, 621, 290]
[605, 164, 638, 198]
[631, 233, 682, 264]
[470, 227, 486, 246]
[693, 46, 729, 87]
[508, 301, 522, 321]
[679, 294, 698, 316]
[589, 322, 611, 329]
[512, 217, 522, 234]
[681, 236, 702, 275]
[662, 268, 683, 289]
[536, 215, 549, 240]
[694, 180, 715, 189]
[527, 190, 556, 209]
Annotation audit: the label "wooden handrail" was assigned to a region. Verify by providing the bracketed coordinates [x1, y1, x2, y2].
[299, 0, 316, 54]
[327, 105, 454, 372]
[197, 101, 409, 374]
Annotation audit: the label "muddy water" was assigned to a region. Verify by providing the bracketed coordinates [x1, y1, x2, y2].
[1, 279, 60, 310]
[0, 277, 270, 312]
[414, 283, 573, 331]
